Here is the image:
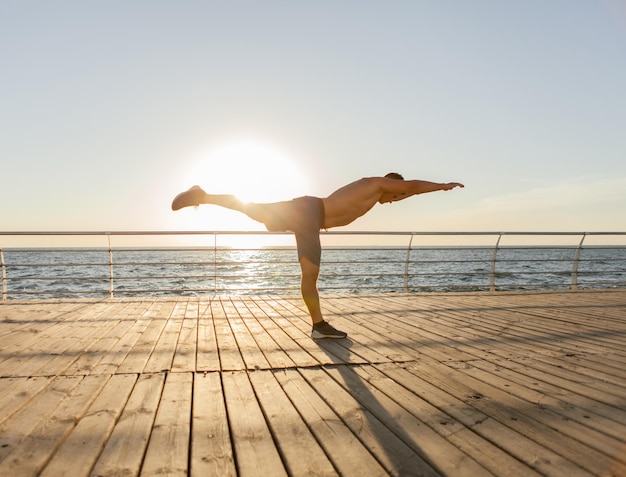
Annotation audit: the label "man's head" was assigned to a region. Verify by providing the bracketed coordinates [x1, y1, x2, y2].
[379, 172, 409, 204]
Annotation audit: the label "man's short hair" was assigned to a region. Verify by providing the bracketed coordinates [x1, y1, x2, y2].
[385, 172, 404, 180]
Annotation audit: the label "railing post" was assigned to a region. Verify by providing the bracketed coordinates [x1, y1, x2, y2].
[1, 248, 6, 302]
[571, 233, 587, 290]
[404, 234, 414, 292]
[213, 233, 218, 294]
[490, 234, 502, 292]
[107, 233, 114, 298]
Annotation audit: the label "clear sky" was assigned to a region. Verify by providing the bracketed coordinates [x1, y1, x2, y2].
[2, 1, 626, 240]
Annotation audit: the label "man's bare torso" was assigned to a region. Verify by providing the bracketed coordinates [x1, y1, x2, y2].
[322, 177, 384, 228]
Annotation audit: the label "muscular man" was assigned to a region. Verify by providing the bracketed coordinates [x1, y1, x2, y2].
[172, 173, 464, 339]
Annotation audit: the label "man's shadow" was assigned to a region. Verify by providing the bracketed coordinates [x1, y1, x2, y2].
[311, 338, 446, 476]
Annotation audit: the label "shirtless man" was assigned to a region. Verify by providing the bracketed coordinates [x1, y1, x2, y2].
[172, 173, 464, 339]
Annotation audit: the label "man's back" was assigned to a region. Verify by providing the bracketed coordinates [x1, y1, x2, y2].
[322, 177, 385, 228]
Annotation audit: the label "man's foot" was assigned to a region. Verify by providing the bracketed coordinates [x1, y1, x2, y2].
[172, 185, 206, 211]
[312, 321, 347, 339]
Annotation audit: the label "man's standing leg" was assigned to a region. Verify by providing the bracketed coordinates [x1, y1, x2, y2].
[300, 256, 347, 339]
[299, 257, 323, 324]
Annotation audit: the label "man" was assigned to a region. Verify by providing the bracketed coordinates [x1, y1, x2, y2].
[172, 173, 464, 339]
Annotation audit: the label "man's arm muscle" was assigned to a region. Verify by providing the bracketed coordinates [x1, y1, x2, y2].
[379, 178, 464, 196]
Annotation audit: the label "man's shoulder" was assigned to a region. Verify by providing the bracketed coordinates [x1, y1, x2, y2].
[348, 177, 386, 192]
[327, 177, 381, 200]
[359, 176, 387, 186]
[362, 176, 398, 188]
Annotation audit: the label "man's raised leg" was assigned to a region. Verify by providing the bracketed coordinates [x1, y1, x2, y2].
[172, 186, 275, 224]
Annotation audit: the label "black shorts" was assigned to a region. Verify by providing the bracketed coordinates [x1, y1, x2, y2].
[264, 196, 325, 266]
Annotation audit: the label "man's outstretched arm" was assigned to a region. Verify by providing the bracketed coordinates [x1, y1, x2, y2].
[407, 180, 464, 193]
[379, 177, 464, 198]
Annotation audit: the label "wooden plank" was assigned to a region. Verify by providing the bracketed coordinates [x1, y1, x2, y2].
[374, 294, 626, 430]
[0, 376, 51, 426]
[143, 301, 187, 373]
[469, 358, 626, 438]
[438, 309, 626, 392]
[0, 376, 82, 465]
[221, 370, 287, 476]
[300, 365, 481, 477]
[196, 298, 220, 372]
[328, 294, 625, 476]
[327, 363, 521, 477]
[368, 363, 542, 477]
[51, 301, 141, 376]
[90, 372, 165, 477]
[0, 301, 122, 377]
[362, 300, 625, 475]
[388, 358, 587, 477]
[0, 302, 92, 355]
[247, 297, 320, 368]
[0, 375, 107, 476]
[258, 296, 346, 366]
[115, 301, 174, 374]
[0, 302, 78, 342]
[323, 295, 421, 362]
[90, 300, 158, 374]
[171, 302, 198, 372]
[274, 367, 389, 476]
[222, 298, 270, 370]
[248, 369, 337, 476]
[141, 372, 192, 476]
[415, 306, 626, 407]
[231, 298, 294, 369]
[423, 293, 626, 356]
[211, 298, 245, 371]
[406, 359, 604, 477]
[40, 374, 137, 477]
[436, 294, 626, 375]
[448, 358, 626, 466]
[354, 294, 626, 408]
[190, 372, 236, 477]
[62, 302, 145, 376]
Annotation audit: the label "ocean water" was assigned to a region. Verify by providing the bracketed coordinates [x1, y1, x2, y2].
[2, 246, 625, 299]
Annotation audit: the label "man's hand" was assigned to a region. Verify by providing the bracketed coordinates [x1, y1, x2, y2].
[443, 182, 464, 191]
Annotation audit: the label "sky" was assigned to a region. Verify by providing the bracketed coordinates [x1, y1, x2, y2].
[2, 1, 626, 245]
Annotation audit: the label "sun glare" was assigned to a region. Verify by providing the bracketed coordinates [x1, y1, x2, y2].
[170, 139, 311, 244]
[183, 139, 309, 204]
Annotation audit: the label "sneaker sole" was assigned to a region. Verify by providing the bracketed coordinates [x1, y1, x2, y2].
[172, 186, 204, 211]
[312, 330, 347, 339]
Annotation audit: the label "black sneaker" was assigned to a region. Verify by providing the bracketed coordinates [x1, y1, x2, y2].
[312, 321, 347, 339]
[172, 185, 206, 211]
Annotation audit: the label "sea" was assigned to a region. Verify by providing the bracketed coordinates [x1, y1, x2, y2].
[1, 246, 625, 299]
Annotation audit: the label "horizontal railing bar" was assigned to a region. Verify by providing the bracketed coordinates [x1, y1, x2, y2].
[5, 246, 625, 254]
[3, 230, 626, 236]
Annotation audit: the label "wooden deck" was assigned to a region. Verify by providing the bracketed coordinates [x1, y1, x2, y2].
[0, 290, 625, 476]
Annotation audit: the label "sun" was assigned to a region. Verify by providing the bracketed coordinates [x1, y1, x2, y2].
[170, 138, 312, 240]
[183, 139, 309, 204]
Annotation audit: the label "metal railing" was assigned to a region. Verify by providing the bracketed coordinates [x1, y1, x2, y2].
[1, 231, 625, 300]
